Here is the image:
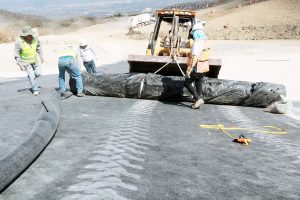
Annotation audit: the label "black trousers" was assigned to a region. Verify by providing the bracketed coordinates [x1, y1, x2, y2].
[184, 72, 204, 101]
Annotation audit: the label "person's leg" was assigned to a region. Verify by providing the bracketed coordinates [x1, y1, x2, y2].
[90, 60, 97, 73]
[69, 59, 83, 94]
[192, 73, 205, 109]
[184, 72, 200, 101]
[83, 62, 92, 73]
[32, 63, 42, 79]
[194, 73, 204, 98]
[58, 59, 67, 92]
[25, 64, 38, 92]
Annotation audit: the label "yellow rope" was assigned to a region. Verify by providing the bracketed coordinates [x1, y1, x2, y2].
[200, 124, 288, 135]
[219, 128, 235, 139]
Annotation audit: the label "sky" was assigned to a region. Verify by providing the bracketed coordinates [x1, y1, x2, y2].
[0, 0, 195, 18]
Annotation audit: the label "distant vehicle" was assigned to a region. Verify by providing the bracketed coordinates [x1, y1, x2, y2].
[128, 13, 155, 29]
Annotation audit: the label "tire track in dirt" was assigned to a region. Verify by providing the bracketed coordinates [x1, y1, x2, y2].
[62, 100, 157, 200]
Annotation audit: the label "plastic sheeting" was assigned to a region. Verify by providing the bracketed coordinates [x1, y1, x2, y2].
[0, 91, 61, 192]
[70, 73, 286, 108]
[202, 78, 286, 107]
[264, 95, 292, 114]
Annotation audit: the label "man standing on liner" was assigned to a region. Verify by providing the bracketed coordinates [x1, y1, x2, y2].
[14, 26, 44, 95]
[184, 21, 209, 109]
[79, 39, 97, 73]
[58, 44, 85, 97]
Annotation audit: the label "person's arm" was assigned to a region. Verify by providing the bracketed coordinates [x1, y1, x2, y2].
[76, 48, 84, 70]
[36, 39, 44, 63]
[14, 40, 25, 71]
[90, 46, 97, 60]
[79, 47, 83, 57]
[186, 55, 197, 77]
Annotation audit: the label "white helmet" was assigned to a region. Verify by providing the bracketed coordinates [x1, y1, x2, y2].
[192, 20, 206, 32]
[192, 23, 204, 32]
[80, 39, 88, 46]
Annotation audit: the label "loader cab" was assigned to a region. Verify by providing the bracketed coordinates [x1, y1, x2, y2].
[146, 10, 197, 57]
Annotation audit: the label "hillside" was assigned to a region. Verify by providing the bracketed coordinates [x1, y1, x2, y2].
[1, 0, 300, 42]
[131, 0, 300, 40]
[0, 10, 48, 42]
[0, 10, 108, 43]
[198, 0, 300, 39]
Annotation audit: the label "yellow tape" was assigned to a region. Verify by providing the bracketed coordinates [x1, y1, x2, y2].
[200, 124, 288, 135]
[253, 126, 287, 135]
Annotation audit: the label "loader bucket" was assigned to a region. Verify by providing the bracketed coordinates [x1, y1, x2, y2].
[128, 55, 222, 78]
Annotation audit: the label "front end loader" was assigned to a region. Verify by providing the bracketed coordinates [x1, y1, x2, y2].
[128, 9, 221, 78]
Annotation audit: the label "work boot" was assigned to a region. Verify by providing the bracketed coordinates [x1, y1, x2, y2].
[77, 92, 85, 97]
[263, 104, 275, 112]
[61, 91, 73, 100]
[192, 98, 204, 109]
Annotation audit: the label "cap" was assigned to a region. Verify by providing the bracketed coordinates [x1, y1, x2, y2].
[20, 26, 34, 37]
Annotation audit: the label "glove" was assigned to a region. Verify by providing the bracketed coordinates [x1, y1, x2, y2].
[18, 63, 26, 71]
[185, 67, 192, 78]
[185, 72, 191, 79]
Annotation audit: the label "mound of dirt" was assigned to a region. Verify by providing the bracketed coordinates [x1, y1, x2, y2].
[207, 24, 300, 40]
[126, 28, 148, 40]
[199, 0, 300, 40]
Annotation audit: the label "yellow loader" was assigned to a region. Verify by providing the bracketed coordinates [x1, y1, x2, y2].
[128, 9, 222, 78]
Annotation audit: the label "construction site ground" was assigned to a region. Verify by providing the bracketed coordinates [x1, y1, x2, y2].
[0, 73, 300, 200]
[1, 40, 300, 199]
[1, 0, 300, 196]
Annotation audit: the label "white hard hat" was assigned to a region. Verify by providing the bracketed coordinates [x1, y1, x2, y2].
[80, 39, 87, 46]
[192, 22, 204, 32]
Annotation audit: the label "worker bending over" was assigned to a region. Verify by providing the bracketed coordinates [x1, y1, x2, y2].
[58, 44, 85, 97]
[14, 26, 44, 95]
[184, 21, 209, 109]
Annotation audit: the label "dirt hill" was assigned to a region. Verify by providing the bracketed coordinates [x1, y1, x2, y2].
[199, 0, 300, 39]
[0, 10, 107, 43]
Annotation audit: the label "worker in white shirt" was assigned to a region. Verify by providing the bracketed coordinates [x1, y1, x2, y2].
[79, 39, 97, 73]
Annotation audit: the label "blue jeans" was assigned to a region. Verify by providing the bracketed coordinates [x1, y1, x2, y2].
[83, 60, 97, 73]
[25, 63, 41, 92]
[58, 56, 83, 93]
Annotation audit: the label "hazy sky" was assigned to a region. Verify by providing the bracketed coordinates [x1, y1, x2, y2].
[0, 0, 194, 18]
[0, 0, 189, 8]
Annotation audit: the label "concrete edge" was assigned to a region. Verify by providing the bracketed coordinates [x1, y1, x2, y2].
[0, 90, 61, 193]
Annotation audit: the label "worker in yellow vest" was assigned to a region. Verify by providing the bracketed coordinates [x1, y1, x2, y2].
[14, 26, 44, 95]
[58, 44, 85, 97]
[184, 21, 209, 109]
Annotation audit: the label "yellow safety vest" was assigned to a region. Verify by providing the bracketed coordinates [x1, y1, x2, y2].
[19, 38, 38, 64]
[197, 48, 210, 73]
[60, 48, 77, 59]
[190, 39, 210, 73]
